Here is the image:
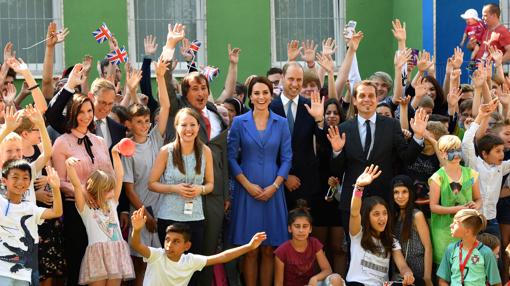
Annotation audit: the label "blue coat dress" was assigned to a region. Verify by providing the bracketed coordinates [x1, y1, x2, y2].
[227, 110, 292, 246]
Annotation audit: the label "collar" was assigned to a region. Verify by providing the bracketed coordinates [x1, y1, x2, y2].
[71, 129, 91, 139]
[357, 113, 377, 125]
[94, 117, 107, 124]
[280, 93, 299, 106]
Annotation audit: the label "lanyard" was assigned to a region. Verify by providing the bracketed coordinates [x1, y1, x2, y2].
[459, 241, 479, 285]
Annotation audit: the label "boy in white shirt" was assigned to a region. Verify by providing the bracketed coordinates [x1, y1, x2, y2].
[130, 206, 266, 286]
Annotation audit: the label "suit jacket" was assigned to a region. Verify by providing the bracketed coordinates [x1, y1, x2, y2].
[164, 69, 229, 201]
[269, 95, 325, 207]
[331, 114, 423, 210]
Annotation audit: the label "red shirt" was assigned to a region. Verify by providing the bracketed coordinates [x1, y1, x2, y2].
[274, 237, 323, 286]
[465, 21, 485, 42]
[475, 24, 510, 60]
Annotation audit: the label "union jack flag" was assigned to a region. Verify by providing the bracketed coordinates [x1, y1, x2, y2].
[92, 23, 112, 43]
[201, 66, 219, 82]
[106, 47, 128, 65]
[189, 40, 201, 54]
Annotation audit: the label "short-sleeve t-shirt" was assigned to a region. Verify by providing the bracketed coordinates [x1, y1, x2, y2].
[465, 21, 486, 42]
[122, 127, 164, 214]
[0, 196, 45, 282]
[274, 237, 323, 286]
[475, 24, 510, 60]
[78, 200, 122, 245]
[143, 247, 207, 286]
[437, 241, 501, 286]
[346, 229, 401, 286]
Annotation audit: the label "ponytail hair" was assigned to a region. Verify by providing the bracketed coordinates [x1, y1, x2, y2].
[287, 199, 313, 225]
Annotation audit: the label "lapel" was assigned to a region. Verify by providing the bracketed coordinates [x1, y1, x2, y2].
[294, 96, 306, 132]
[351, 116, 364, 157]
[242, 111, 264, 148]
[271, 96, 285, 118]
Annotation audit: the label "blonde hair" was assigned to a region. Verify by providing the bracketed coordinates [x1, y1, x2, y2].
[1, 132, 22, 144]
[14, 116, 35, 135]
[454, 209, 487, 235]
[437, 135, 461, 152]
[86, 170, 116, 211]
[90, 78, 116, 97]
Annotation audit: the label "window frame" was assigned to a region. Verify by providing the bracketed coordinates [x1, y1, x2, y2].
[127, 0, 207, 77]
[269, 0, 346, 68]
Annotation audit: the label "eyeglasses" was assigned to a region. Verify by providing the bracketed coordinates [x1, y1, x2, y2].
[30, 129, 40, 132]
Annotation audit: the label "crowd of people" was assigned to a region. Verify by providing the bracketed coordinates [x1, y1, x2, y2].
[2, 2, 510, 286]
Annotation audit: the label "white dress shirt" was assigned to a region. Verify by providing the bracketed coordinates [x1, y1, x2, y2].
[202, 107, 222, 139]
[280, 93, 299, 121]
[462, 122, 510, 220]
[357, 113, 377, 157]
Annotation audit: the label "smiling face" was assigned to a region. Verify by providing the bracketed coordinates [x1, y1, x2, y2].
[175, 113, 200, 144]
[2, 168, 31, 198]
[76, 101, 94, 131]
[369, 203, 388, 234]
[288, 216, 312, 242]
[250, 82, 272, 111]
[325, 103, 340, 126]
[0, 139, 23, 164]
[282, 64, 303, 99]
[393, 186, 410, 209]
[354, 84, 378, 118]
[128, 114, 151, 137]
[186, 79, 209, 111]
[93, 89, 115, 120]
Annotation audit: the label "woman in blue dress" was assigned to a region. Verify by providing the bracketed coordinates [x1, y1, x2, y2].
[228, 76, 292, 286]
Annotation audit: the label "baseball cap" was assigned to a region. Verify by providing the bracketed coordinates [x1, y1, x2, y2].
[460, 9, 480, 21]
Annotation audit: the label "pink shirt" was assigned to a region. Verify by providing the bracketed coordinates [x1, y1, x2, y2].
[52, 130, 114, 200]
[464, 21, 485, 42]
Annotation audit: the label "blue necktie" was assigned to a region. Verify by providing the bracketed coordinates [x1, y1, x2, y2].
[286, 101, 294, 134]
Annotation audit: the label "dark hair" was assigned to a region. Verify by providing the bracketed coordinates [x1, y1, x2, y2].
[282, 62, 304, 76]
[181, 72, 210, 99]
[390, 175, 416, 243]
[127, 103, 150, 118]
[166, 223, 191, 242]
[100, 59, 110, 76]
[477, 233, 500, 250]
[235, 82, 246, 97]
[66, 94, 95, 133]
[478, 134, 504, 158]
[376, 101, 394, 117]
[353, 80, 378, 100]
[324, 98, 346, 124]
[224, 97, 245, 116]
[360, 196, 394, 256]
[6, 68, 16, 80]
[459, 99, 473, 113]
[111, 105, 131, 124]
[288, 199, 313, 225]
[172, 108, 204, 175]
[485, 3, 501, 17]
[267, 67, 283, 77]
[424, 76, 446, 107]
[2, 159, 32, 179]
[428, 114, 449, 123]
[247, 77, 273, 109]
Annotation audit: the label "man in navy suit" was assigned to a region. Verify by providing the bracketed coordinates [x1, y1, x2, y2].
[327, 80, 428, 229]
[269, 61, 326, 210]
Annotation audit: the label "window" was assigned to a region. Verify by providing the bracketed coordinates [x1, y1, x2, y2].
[270, 0, 345, 67]
[0, 0, 64, 76]
[128, 0, 206, 75]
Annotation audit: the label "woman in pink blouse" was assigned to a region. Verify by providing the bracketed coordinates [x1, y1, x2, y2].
[52, 93, 114, 286]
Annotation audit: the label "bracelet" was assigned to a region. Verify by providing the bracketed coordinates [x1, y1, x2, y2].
[201, 186, 206, 195]
[28, 84, 39, 91]
[272, 183, 279, 189]
[354, 189, 364, 198]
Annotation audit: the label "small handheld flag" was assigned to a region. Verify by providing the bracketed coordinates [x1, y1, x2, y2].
[106, 47, 128, 65]
[201, 66, 219, 82]
[189, 40, 201, 56]
[92, 23, 112, 44]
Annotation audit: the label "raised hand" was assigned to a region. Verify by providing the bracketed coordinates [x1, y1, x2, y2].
[24, 104, 44, 126]
[65, 64, 84, 90]
[485, 32, 500, 46]
[355, 164, 382, 187]
[131, 206, 147, 232]
[316, 53, 335, 74]
[125, 67, 143, 92]
[478, 98, 499, 118]
[47, 22, 69, 47]
[321, 38, 337, 57]
[451, 47, 464, 69]
[395, 95, 411, 107]
[179, 38, 193, 61]
[327, 125, 346, 152]
[155, 57, 170, 78]
[6, 58, 29, 75]
[489, 45, 503, 66]
[108, 35, 119, 52]
[450, 68, 461, 83]
[413, 78, 428, 100]
[3, 42, 16, 62]
[228, 44, 241, 65]
[447, 87, 462, 108]
[394, 48, 412, 69]
[470, 68, 487, 89]
[391, 19, 406, 42]
[55, 27, 70, 44]
[144, 35, 158, 56]
[46, 166, 60, 190]
[300, 40, 318, 65]
[347, 31, 364, 52]
[248, 232, 267, 250]
[417, 50, 433, 72]
[3, 83, 16, 104]
[410, 108, 429, 139]
[287, 40, 302, 61]
[165, 23, 186, 49]
[81, 55, 93, 75]
[304, 90, 324, 121]
[3, 105, 21, 132]
[500, 84, 510, 107]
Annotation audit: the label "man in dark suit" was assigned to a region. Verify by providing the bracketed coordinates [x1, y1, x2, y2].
[161, 23, 229, 286]
[327, 80, 428, 229]
[269, 61, 326, 210]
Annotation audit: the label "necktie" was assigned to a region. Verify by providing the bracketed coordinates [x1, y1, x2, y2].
[95, 119, 104, 138]
[363, 120, 371, 159]
[201, 110, 211, 140]
[286, 101, 294, 134]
